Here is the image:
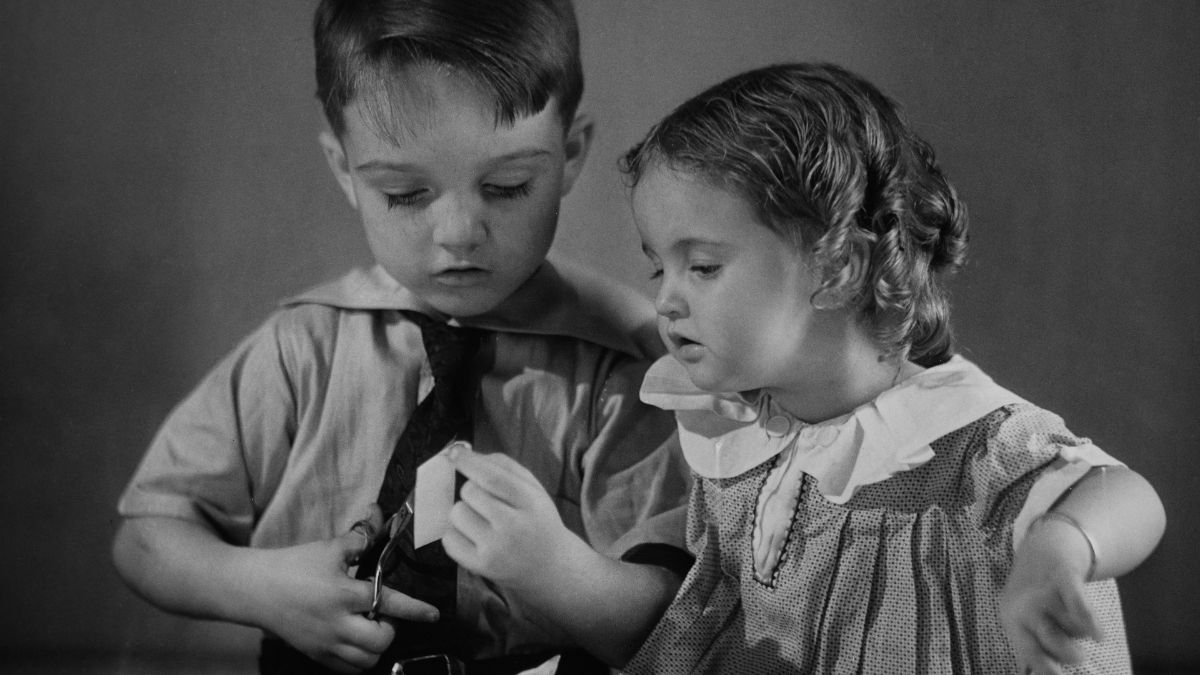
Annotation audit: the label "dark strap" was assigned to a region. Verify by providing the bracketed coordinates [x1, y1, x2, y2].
[354, 311, 486, 657]
[258, 638, 578, 675]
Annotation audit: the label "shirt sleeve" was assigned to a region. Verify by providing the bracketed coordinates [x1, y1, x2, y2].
[116, 310, 302, 545]
[578, 353, 693, 564]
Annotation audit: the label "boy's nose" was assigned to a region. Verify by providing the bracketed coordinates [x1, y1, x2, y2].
[431, 196, 487, 252]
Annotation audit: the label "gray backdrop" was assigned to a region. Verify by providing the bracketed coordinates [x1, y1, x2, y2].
[2, 1, 1197, 672]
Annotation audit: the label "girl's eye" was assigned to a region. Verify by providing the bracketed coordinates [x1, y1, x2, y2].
[384, 190, 427, 209]
[690, 263, 721, 278]
[648, 268, 663, 280]
[484, 182, 532, 200]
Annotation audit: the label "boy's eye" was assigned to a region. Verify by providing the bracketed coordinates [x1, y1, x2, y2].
[648, 268, 663, 281]
[384, 190, 428, 209]
[690, 263, 721, 278]
[483, 182, 531, 200]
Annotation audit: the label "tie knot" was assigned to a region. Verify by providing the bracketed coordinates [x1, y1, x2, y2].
[401, 311, 485, 382]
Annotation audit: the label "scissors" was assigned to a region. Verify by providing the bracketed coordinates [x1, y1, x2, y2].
[366, 490, 415, 621]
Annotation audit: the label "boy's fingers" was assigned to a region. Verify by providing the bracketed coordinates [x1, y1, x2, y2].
[345, 614, 395, 655]
[376, 587, 440, 623]
[442, 528, 478, 569]
[448, 446, 537, 503]
[342, 504, 385, 565]
[318, 655, 363, 675]
[348, 504, 384, 545]
[458, 480, 516, 521]
[330, 642, 383, 671]
[449, 492, 497, 539]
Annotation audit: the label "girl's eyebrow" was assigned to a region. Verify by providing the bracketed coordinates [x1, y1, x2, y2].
[673, 237, 733, 252]
[642, 237, 732, 257]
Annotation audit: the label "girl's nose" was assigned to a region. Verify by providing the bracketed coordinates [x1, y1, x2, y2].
[432, 195, 487, 252]
[654, 278, 687, 319]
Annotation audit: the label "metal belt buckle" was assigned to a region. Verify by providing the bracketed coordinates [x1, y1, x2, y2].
[367, 492, 416, 621]
[389, 653, 463, 675]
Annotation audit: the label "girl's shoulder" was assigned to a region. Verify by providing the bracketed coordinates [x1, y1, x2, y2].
[948, 400, 1096, 460]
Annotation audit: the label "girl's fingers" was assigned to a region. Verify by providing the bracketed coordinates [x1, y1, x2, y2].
[1033, 615, 1085, 667]
[1057, 587, 1103, 642]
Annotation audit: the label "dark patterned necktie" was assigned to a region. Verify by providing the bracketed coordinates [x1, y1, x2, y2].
[357, 310, 486, 659]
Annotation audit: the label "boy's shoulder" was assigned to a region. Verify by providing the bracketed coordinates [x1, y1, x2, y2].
[280, 256, 665, 360]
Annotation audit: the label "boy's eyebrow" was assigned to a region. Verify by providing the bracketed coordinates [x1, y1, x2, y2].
[355, 149, 553, 173]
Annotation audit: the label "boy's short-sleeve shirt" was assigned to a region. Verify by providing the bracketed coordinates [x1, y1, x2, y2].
[118, 258, 690, 656]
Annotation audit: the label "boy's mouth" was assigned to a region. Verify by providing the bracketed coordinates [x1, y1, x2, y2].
[433, 266, 490, 286]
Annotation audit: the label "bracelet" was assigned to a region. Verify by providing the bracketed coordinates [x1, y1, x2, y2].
[1031, 510, 1099, 581]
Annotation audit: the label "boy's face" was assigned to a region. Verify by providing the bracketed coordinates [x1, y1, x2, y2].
[633, 165, 844, 398]
[321, 70, 591, 318]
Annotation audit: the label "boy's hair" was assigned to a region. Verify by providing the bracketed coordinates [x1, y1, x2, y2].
[621, 62, 968, 367]
[314, 0, 583, 136]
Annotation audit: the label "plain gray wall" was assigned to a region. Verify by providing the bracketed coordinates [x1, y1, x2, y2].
[2, 1, 1197, 671]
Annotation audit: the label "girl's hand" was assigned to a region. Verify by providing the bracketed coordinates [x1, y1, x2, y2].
[442, 443, 573, 590]
[999, 515, 1103, 675]
[249, 507, 439, 673]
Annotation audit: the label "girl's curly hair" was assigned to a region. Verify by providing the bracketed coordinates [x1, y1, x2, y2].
[621, 62, 968, 367]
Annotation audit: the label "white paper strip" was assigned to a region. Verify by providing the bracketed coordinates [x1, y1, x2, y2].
[413, 442, 462, 548]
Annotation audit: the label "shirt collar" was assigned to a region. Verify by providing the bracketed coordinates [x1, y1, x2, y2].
[282, 255, 665, 360]
[640, 354, 1025, 503]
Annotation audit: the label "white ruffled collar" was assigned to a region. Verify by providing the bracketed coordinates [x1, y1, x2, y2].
[640, 354, 1024, 504]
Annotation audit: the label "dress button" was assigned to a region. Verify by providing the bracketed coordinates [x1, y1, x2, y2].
[799, 425, 816, 442]
[764, 415, 791, 437]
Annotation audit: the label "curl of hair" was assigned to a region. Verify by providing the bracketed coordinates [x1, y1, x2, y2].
[621, 63, 968, 366]
[313, 0, 582, 136]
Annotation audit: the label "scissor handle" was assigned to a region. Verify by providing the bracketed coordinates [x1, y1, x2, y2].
[367, 503, 415, 620]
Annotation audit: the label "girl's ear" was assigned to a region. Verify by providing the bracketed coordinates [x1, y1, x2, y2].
[811, 285, 847, 311]
[318, 129, 358, 210]
[811, 247, 868, 310]
[559, 113, 595, 197]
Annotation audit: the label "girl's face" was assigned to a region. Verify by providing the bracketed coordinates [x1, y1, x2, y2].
[632, 165, 842, 396]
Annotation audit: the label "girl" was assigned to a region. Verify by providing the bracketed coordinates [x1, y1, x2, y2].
[620, 63, 1165, 674]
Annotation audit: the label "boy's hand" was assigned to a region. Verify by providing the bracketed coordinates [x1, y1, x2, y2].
[442, 443, 573, 589]
[1000, 516, 1103, 675]
[252, 507, 440, 673]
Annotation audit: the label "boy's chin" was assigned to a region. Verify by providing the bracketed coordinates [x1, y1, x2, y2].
[421, 288, 509, 319]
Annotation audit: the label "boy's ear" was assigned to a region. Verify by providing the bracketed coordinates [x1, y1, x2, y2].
[318, 129, 359, 210]
[559, 113, 595, 197]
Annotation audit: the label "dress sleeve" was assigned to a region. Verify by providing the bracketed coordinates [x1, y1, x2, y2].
[964, 403, 1123, 552]
[116, 310, 302, 545]
[577, 353, 693, 567]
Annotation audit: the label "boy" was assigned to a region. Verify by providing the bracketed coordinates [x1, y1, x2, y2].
[111, 1, 690, 673]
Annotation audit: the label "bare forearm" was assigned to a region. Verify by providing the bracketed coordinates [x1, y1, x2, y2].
[112, 516, 270, 629]
[1047, 466, 1166, 579]
[520, 534, 680, 666]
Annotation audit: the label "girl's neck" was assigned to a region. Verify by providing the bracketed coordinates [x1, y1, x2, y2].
[767, 330, 920, 424]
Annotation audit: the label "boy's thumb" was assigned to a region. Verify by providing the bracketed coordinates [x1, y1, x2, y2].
[344, 503, 385, 562]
